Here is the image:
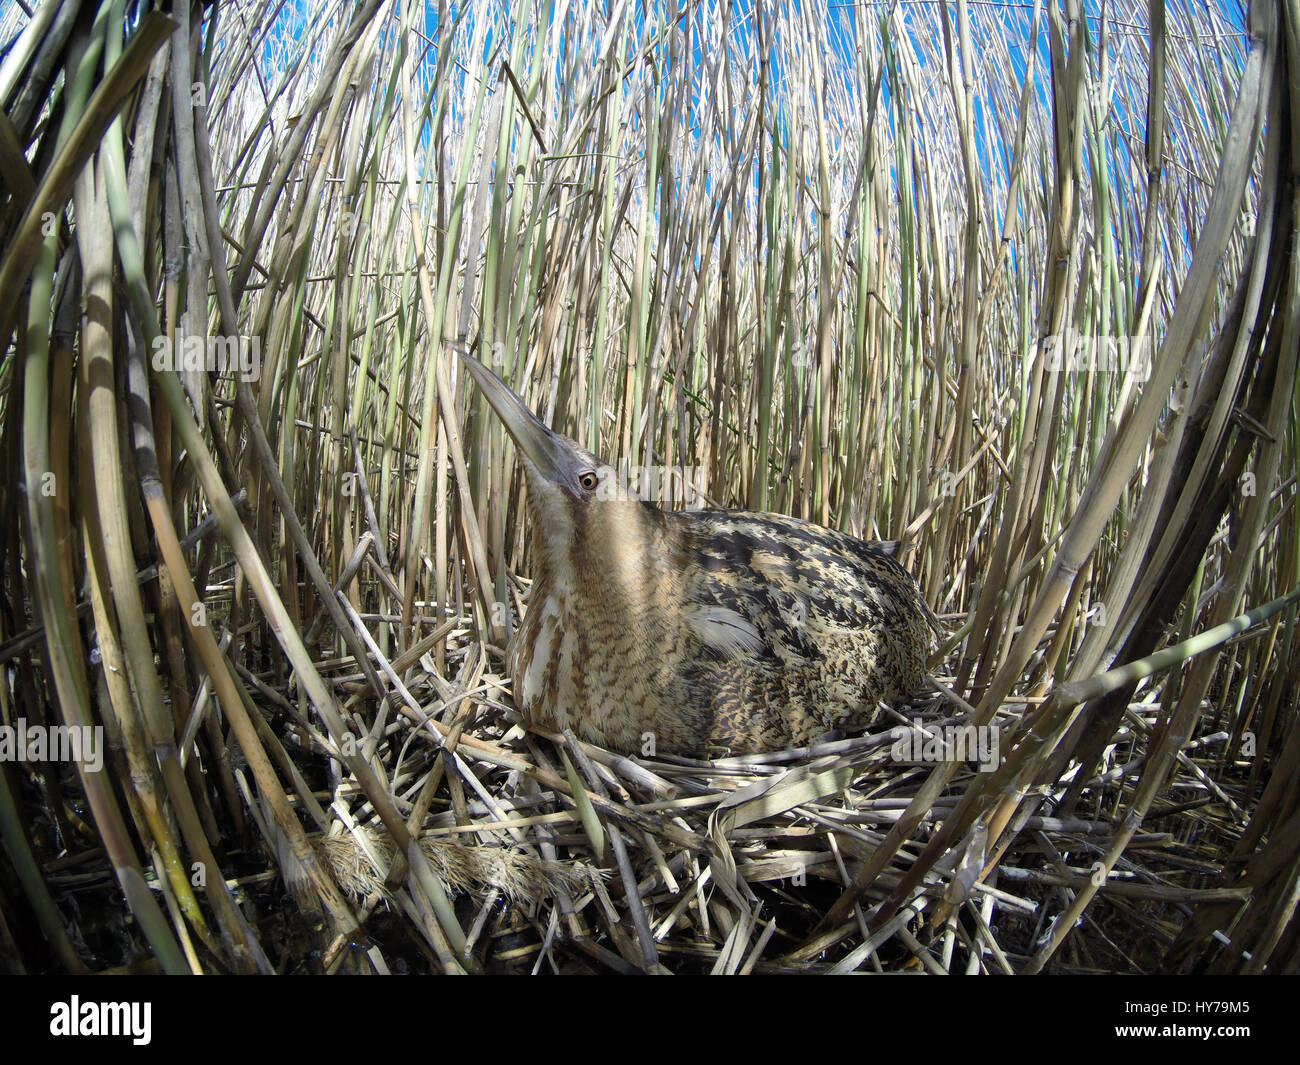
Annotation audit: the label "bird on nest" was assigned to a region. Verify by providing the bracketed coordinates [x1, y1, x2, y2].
[460, 351, 936, 758]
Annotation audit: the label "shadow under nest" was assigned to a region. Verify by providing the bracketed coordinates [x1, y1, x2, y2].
[221, 609, 1241, 976]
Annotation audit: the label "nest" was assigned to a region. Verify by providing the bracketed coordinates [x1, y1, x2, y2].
[252, 617, 1255, 975]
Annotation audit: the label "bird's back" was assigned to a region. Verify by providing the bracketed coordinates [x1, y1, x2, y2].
[667, 510, 934, 753]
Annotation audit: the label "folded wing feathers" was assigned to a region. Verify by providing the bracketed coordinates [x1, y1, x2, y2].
[683, 604, 767, 657]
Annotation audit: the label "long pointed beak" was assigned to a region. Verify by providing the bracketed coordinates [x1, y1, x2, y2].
[457, 349, 576, 484]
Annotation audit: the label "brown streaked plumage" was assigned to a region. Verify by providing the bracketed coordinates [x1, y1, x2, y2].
[461, 352, 935, 757]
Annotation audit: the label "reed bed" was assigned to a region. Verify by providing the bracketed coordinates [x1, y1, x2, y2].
[0, 0, 1295, 973]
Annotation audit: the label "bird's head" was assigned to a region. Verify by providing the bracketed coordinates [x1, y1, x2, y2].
[458, 350, 633, 566]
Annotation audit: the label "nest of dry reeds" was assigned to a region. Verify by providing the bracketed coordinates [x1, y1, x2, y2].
[232, 605, 1260, 975]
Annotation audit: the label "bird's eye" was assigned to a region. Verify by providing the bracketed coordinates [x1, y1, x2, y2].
[578, 470, 599, 492]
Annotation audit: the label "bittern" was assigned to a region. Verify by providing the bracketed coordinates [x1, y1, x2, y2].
[462, 352, 935, 757]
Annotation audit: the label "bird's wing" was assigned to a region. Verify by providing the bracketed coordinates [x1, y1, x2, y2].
[674, 509, 918, 660]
